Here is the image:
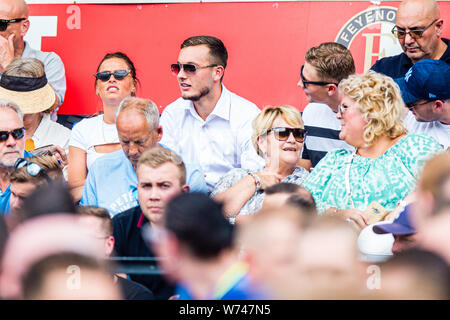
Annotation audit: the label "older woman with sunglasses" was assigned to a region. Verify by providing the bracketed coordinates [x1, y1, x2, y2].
[302, 71, 442, 230]
[212, 105, 309, 222]
[68, 52, 139, 202]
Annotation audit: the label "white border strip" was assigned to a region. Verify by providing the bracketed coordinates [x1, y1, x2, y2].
[26, 0, 404, 4]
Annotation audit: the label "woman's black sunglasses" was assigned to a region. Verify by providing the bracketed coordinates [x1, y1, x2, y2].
[93, 70, 130, 82]
[265, 127, 306, 143]
[0, 127, 25, 142]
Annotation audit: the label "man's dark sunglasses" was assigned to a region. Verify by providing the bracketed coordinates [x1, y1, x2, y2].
[14, 158, 51, 182]
[392, 19, 438, 40]
[171, 63, 217, 75]
[265, 127, 306, 143]
[300, 65, 338, 87]
[93, 70, 130, 82]
[0, 18, 26, 32]
[0, 127, 25, 142]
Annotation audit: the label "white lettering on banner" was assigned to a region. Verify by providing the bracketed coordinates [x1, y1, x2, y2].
[66, 5, 81, 30]
[24, 16, 58, 50]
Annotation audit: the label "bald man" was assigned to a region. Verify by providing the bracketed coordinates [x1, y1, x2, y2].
[371, 0, 449, 78]
[0, 0, 66, 107]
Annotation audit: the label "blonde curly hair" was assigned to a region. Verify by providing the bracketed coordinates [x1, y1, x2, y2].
[251, 105, 304, 156]
[338, 71, 407, 145]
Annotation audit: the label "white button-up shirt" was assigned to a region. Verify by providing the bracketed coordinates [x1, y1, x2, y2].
[160, 85, 264, 190]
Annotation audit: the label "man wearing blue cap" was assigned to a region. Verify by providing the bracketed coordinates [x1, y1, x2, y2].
[396, 59, 450, 150]
[373, 205, 418, 254]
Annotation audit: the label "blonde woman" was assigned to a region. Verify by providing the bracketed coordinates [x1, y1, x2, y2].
[302, 71, 443, 229]
[212, 105, 309, 221]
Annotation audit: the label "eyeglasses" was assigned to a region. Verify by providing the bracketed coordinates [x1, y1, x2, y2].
[300, 65, 339, 88]
[14, 158, 51, 182]
[392, 19, 438, 40]
[265, 127, 306, 143]
[93, 70, 130, 82]
[170, 63, 218, 75]
[0, 18, 26, 32]
[0, 127, 25, 142]
[407, 100, 434, 110]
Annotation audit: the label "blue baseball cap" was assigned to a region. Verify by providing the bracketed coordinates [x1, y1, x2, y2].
[373, 204, 416, 235]
[395, 59, 450, 105]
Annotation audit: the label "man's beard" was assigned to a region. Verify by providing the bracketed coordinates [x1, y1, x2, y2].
[182, 87, 210, 102]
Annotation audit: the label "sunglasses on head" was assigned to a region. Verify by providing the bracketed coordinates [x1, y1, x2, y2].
[14, 158, 51, 182]
[0, 127, 25, 142]
[266, 127, 306, 143]
[93, 70, 130, 82]
[0, 18, 26, 32]
[300, 65, 338, 88]
[391, 19, 438, 40]
[170, 63, 217, 75]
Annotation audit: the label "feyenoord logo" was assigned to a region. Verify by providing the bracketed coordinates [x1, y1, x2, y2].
[335, 6, 404, 72]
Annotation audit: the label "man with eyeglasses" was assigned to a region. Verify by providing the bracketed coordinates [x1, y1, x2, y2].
[0, 100, 33, 215]
[396, 59, 450, 150]
[0, 0, 66, 110]
[297, 42, 355, 171]
[371, 0, 449, 79]
[159, 36, 264, 191]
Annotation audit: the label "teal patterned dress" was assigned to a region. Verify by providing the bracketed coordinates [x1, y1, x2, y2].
[302, 134, 443, 214]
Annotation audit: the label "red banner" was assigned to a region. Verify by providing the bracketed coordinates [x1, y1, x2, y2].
[27, 1, 450, 115]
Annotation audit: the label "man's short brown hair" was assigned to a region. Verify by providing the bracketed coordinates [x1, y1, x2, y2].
[137, 147, 186, 186]
[305, 42, 355, 83]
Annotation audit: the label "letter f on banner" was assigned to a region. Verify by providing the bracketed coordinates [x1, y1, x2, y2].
[362, 32, 399, 72]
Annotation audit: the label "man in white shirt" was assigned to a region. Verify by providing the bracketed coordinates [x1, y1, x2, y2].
[396, 59, 450, 150]
[297, 42, 355, 171]
[160, 36, 263, 191]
